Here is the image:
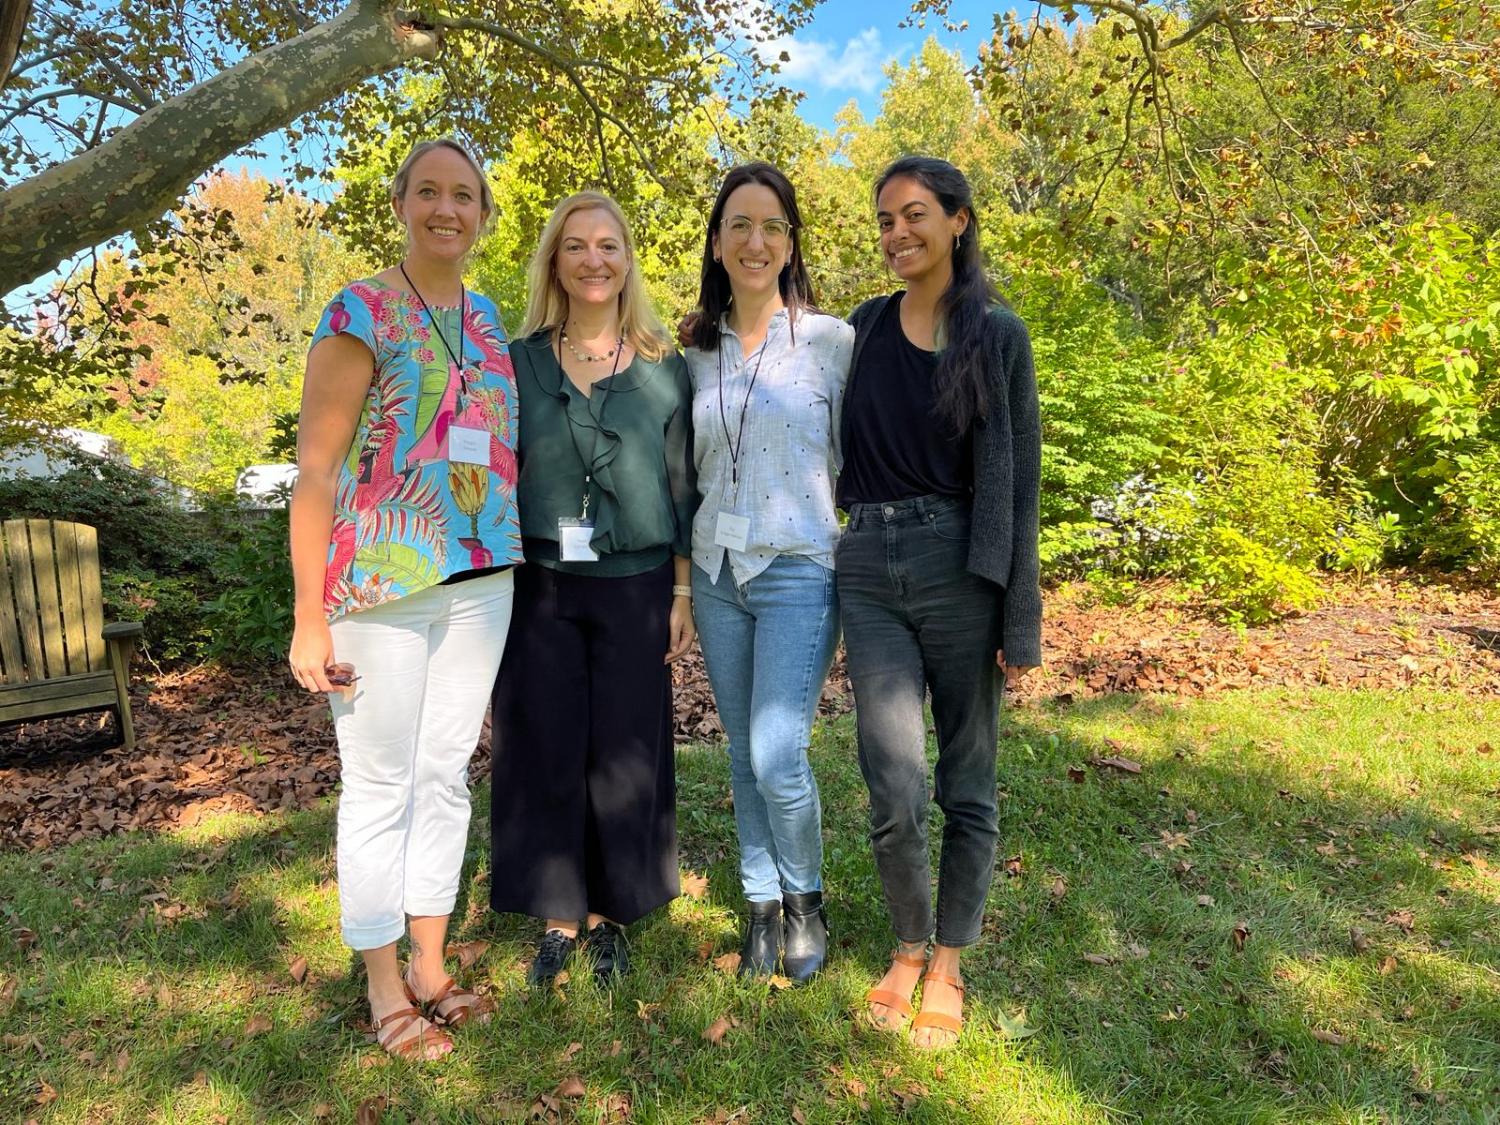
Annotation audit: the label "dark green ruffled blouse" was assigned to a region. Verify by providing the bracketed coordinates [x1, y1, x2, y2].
[512, 331, 698, 577]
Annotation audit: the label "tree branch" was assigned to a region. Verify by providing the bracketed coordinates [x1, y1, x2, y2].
[0, 0, 30, 93]
[0, 0, 439, 291]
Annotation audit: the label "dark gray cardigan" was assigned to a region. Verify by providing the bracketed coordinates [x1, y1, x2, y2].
[843, 295, 1043, 666]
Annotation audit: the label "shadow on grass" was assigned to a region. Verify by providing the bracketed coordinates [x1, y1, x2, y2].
[1, 687, 1496, 1122]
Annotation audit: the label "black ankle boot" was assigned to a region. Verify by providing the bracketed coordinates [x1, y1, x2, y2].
[739, 899, 782, 976]
[781, 891, 827, 983]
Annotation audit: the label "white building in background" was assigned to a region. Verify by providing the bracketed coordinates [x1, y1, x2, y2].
[0, 427, 121, 480]
[235, 463, 298, 508]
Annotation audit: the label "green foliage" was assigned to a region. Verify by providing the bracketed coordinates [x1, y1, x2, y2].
[101, 570, 210, 663]
[203, 509, 293, 666]
[1425, 446, 1500, 580]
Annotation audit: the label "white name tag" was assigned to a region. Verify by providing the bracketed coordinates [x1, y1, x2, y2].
[448, 425, 490, 466]
[713, 511, 751, 552]
[558, 518, 599, 562]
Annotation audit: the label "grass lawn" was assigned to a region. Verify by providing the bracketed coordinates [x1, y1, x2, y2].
[2, 687, 1497, 1123]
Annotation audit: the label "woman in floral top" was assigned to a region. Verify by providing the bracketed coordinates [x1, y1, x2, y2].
[288, 138, 521, 1061]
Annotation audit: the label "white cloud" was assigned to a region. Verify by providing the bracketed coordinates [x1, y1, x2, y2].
[768, 27, 891, 94]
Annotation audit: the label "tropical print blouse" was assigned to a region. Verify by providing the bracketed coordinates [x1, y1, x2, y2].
[311, 279, 522, 621]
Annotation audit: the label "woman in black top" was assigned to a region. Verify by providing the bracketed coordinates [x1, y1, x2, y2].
[838, 156, 1042, 1049]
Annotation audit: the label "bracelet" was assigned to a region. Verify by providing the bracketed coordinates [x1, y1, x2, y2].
[672, 584, 693, 599]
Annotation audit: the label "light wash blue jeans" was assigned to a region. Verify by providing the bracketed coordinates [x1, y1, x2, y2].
[693, 555, 840, 901]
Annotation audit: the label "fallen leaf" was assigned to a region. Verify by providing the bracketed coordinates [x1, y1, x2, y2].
[529, 1093, 561, 1119]
[1066, 765, 1086, 784]
[312, 1105, 334, 1120]
[696, 940, 715, 962]
[1093, 755, 1142, 774]
[791, 1108, 808, 1124]
[702, 1013, 738, 1045]
[635, 999, 660, 1022]
[681, 871, 710, 900]
[1184, 809, 1199, 825]
[1230, 922, 1250, 951]
[1126, 942, 1150, 960]
[1311, 1029, 1347, 1046]
[243, 1013, 273, 1038]
[35, 1080, 57, 1106]
[447, 940, 490, 969]
[288, 955, 309, 985]
[561, 1041, 583, 1061]
[1158, 1005, 1188, 1021]
[767, 974, 794, 991]
[114, 1049, 130, 1072]
[1082, 952, 1116, 966]
[1385, 909, 1415, 933]
[608, 1039, 623, 1057]
[1002, 855, 1023, 877]
[1379, 955, 1398, 976]
[556, 1074, 586, 1099]
[1196, 894, 1215, 908]
[1050, 876, 1068, 899]
[712, 951, 742, 975]
[602, 1091, 632, 1120]
[1350, 927, 1372, 953]
[355, 1094, 386, 1124]
[0, 976, 16, 1015]
[1161, 831, 1191, 851]
[992, 1008, 1038, 1039]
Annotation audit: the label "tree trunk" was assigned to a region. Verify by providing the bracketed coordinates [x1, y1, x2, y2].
[0, 0, 32, 93]
[0, 0, 438, 294]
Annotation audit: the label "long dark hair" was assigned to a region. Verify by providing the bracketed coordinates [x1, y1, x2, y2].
[875, 155, 1002, 435]
[690, 162, 817, 352]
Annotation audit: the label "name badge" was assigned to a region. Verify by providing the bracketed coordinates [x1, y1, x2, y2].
[448, 425, 490, 466]
[713, 511, 750, 552]
[558, 518, 599, 562]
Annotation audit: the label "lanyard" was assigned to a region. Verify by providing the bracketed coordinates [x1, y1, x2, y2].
[717, 319, 777, 498]
[399, 263, 466, 372]
[554, 331, 624, 519]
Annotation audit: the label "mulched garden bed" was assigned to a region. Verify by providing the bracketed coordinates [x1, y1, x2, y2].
[3, 573, 1495, 851]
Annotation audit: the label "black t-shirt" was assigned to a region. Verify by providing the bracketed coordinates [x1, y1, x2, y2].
[837, 292, 973, 506]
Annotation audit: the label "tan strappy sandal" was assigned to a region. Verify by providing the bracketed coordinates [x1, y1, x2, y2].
[910, 969, 965, 1050]
[863, 949, 928, 1031]
[424, 975, 492, 1027]
[371, 1002, 451, 1060]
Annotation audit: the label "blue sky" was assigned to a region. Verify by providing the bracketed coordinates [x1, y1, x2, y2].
[769, 0, 1001, 129]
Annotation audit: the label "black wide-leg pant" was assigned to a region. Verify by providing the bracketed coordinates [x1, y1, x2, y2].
[489, 560, 679, 925]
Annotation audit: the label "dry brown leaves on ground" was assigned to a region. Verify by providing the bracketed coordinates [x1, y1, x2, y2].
[2, 573, 1495, 852]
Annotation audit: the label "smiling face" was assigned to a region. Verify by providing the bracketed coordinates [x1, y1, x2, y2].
[876, 175, 967, 288]
[393, 146, 487, 263]
[553, 206, 630, 314]
[712, 182, 793, 304]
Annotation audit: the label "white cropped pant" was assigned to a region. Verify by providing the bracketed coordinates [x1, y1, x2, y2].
[327, 570, 514, 950]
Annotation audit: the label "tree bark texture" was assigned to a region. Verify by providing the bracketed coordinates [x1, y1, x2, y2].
[0, 0, 31, 93]
[0, 0, 437, 293]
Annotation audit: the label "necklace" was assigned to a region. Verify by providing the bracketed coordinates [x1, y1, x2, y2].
[560, 325, 619, 363]
[399, 262, 466, 371]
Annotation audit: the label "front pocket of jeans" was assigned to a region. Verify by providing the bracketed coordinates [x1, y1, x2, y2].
[926, 509, 971, 542]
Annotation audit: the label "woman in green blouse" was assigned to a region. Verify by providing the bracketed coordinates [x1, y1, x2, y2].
[489, 191, 699, 988]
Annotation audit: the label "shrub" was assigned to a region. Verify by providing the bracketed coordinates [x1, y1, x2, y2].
[204, 507, 293, 665]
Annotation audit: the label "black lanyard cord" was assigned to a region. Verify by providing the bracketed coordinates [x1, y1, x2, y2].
[400, 263, 466, 372]
[555, 330, 624, 518]
[717, 319, 777, 495]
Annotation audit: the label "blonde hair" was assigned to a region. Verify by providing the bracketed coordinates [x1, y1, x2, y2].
[520, 191, 669, 362]
[391, 138, 495, 234]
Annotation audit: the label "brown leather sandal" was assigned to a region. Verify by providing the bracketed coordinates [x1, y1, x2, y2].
[863, 949, 928, 1030]
[910, 970, 965, 1049]
[424, 976, 492, 1028]
[371, 1003, 451, 1060]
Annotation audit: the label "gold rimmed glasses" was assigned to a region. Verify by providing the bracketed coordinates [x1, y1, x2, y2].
[721, 216, 794, 244]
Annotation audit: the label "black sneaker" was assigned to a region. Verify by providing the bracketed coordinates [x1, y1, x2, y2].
[527, 929, 576, 987]
[586, 920, 630, 984]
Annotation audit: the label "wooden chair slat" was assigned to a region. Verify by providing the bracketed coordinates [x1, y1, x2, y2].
[3, 521, 46, 682]
[76, 524, 105, 668]
[0, 530, 25, 685]
[0, 519, 139, 749]
[29, 520, 68, 680]
[52, 521, 92, 675]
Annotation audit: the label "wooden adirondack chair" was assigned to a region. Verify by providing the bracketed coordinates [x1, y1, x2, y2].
[0, 519, 143, 749]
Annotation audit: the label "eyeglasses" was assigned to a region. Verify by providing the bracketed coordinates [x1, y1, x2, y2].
[721, 216, 794, 244]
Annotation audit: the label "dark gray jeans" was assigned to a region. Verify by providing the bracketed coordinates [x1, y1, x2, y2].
[836, 494, 1004, 947]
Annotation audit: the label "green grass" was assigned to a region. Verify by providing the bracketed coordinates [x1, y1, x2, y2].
[3, 688, 1498, 1123]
